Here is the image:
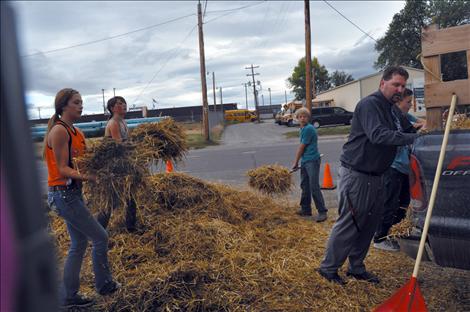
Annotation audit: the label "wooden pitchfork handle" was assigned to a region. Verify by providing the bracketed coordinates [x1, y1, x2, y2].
[412, 94, 457, 279]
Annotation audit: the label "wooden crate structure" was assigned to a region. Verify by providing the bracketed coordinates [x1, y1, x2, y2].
[422, 24, 470, 130]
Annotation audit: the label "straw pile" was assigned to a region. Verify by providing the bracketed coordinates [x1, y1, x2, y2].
[76, 138, 147, 216]
[451, 113, 470, 130]
[130, 118, 188, 164]
[247, 164, 293, 195]
[48, 173, 468, 311]
[389, 217, 414, 238]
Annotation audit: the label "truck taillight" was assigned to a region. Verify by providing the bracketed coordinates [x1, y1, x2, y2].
[409, 154, 427, 211]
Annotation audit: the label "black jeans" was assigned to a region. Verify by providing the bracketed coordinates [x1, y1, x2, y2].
[374, 167, 410, 243]
[97, 193, 137, 231]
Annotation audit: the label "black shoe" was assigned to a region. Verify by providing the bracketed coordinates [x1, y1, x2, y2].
[346, 271, 380, 284]
[99, 280, 121, 296]
[296, 210, 312, 217]
[316, 268, 346, 285]
[316, 212, 327, 222]
[61, 294, 94, 308]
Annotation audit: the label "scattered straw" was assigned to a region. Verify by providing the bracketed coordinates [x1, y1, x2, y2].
[48, 174, 468, 311]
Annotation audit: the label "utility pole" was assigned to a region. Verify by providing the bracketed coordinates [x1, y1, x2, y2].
[197, 0, 210, 141]
[304, 0, 312, 112]
[219, 86, 224, 119]
[37, 107, 41, 119]
[268, 88, 272, 106]
[243, 83, 248, 110]
[211, 72, 216, 112]
[101, 88, 106, 114]
[113, 88, 116, 97]
[285, 90, 288, 105]
[245, 64, 260, 122]
[261, 94, 264, 106]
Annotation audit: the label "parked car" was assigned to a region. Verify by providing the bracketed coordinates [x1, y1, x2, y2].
[310, 107, 353, 128]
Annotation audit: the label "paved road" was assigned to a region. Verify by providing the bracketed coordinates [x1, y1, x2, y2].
[37, 121, 347, 205]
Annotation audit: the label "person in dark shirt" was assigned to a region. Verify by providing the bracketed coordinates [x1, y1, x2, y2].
[317, 66, 420, 285]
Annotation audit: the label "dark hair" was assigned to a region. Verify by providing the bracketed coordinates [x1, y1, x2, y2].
[403, 88, 413, 97]
[382, 66, 409, 81]
[43, 88, 80, 158]
[107, 96, 127, 117]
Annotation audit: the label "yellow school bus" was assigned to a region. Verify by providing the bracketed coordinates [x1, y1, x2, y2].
[224, 109, 257, 122]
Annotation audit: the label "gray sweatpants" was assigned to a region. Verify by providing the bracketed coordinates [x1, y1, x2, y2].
[320, 166, 384, 274]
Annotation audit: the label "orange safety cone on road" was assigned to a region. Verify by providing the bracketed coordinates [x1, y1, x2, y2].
[165, 160, 174, 173]
[321, 163, 336, 190]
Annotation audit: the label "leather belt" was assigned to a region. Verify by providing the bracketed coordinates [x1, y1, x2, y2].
[48, 185, 80, 192]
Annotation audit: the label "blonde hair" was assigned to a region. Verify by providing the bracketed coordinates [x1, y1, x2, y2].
[295, 107, 311, 119]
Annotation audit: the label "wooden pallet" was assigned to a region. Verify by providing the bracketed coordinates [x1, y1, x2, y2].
[422, 24, 470, 130]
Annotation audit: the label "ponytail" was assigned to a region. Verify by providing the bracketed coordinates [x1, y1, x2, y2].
[44, 88, 80, 159]
[42, 113, 60, 159]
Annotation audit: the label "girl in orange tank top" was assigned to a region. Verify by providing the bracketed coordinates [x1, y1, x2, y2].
[45, 89, 119, 308]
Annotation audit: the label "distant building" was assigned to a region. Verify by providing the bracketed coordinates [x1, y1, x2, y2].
[314, 66, 425, 117]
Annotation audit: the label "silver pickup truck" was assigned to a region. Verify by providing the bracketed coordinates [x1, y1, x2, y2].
[400, 130, 470, 270]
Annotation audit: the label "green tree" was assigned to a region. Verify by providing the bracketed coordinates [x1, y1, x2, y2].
[374, 0, 470, 70]
[329, 70, 354, 87]
[287, 57, 331, 100]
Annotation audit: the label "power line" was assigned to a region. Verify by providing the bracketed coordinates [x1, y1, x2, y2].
[204, 1, 266, 15]
[204, 1, 267, 24]
[131, 24, 198, 105]
[22, 13, 196, 57]
[322, 0, 377, 43]
[203, 0, 208, 18]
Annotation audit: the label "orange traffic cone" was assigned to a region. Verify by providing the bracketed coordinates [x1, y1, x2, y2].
[165, 160, 174, 173]
[321, 163, 336, 190]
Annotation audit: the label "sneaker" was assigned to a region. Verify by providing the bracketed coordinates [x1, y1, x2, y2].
[316, 268, 346, 285]
[296, 210, 312, 217]
[316, 212, 327, 222]
[98, 280, 121, 296]
[346, 271, 380, 284]
[61, 294, 94, 308]
[373, 239, 400, 252]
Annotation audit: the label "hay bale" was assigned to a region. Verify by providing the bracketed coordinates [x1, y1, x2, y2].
[130, 118, 188, 164]
[247, 164, 293, 195]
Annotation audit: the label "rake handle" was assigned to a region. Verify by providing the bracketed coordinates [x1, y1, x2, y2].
[412, 94, 457, 278]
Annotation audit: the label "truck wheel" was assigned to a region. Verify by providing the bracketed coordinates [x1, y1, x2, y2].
[287, 120, 293, 127]
[312, 121, 320, 128]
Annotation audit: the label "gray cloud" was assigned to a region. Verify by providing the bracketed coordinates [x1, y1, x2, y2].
[11, 1, 404, 115]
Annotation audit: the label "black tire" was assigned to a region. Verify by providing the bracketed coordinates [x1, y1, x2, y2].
[287, 119, 293, 127]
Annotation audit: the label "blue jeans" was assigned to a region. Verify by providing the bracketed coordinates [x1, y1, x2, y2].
[48, 188, 113, 300]
[300, 158, 327, 213]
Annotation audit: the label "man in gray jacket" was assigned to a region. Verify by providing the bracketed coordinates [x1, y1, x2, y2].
[318, 66, 420, 285]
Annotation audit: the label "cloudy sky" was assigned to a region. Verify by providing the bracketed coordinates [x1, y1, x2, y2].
[10, 1, 405, 119]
